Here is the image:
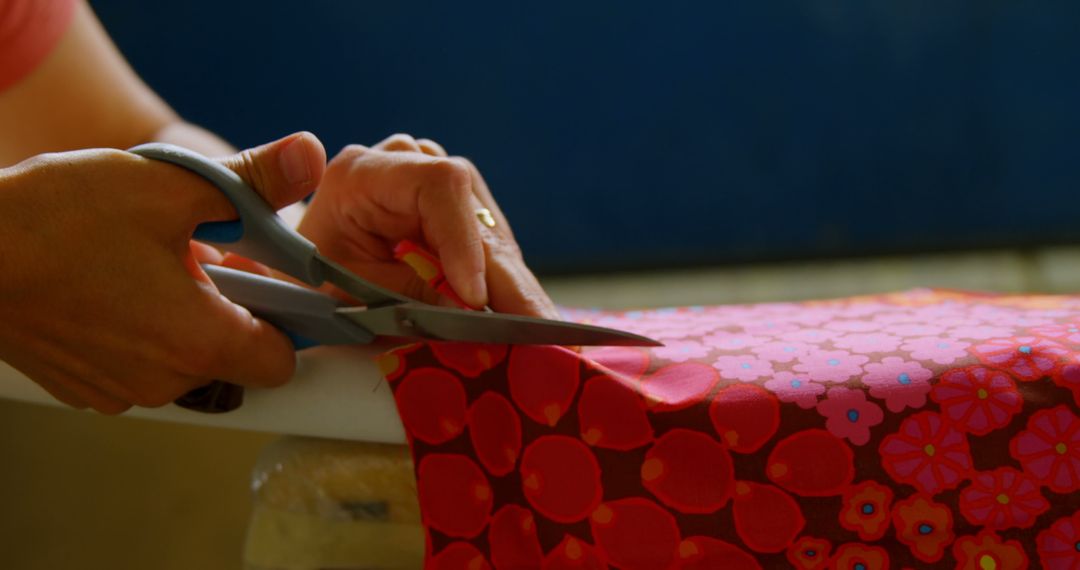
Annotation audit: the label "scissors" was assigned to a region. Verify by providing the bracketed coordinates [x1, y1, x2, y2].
[128, 143, 660, 414]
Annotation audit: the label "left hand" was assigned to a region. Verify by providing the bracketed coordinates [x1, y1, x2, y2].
[296, 134, 560, 320]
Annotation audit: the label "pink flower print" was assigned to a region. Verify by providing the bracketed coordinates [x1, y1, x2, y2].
[1010, 405, 1080, 494]
[873, 312, 923, 325]
[926, 316, 980, 328]
[1011, 316, 1057, 327]
[652, 340, 710, 363]
[948, 325, 1016, 341]
[909, 304, 968, 319]
[1028, 323, 1080, 346]
[1037, 512, 1080, 569]
[793, 350, 868, 383]
[751, 341, 813, 364]
[890, 323, 948, 337]
[778, 328, 837, 345]
[713, 355, 774, 382]
[880, 412, 973, 495]
[764, 372, 826, 409]
[958, 468, 1048, 530]
[971, 336, 1069, 381]
[982, 313, 1053, 328]
[862, 357, 933, 413]
[788, 308, 836, 327]
[838, 302, 894, 319]
[930, 366, 1022, 436]
[702, 332, 770, 351]
[740, 320, 800, 336]
[816, 387, 884, 446]
[901, 336, 971, 365]
[825, 319, 883, 333]
[833, 333, 903, 354]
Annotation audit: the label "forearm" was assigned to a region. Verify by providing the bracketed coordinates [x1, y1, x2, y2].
[1, 2, 236, 165]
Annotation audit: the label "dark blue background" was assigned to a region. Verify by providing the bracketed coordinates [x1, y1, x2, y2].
[91, 2, 1080, 274]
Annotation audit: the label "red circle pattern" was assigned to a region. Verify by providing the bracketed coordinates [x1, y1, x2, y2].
[381, 292, 1080, 567]
[520, 436, 603, 523]
[467, 391, 522, 477]
[417, 454, 493, 538]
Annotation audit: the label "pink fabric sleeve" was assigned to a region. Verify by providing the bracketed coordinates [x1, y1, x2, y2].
[0, 0, 78, 93]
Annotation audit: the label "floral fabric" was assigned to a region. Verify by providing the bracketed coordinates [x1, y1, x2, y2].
[377, 289, 1080, 569]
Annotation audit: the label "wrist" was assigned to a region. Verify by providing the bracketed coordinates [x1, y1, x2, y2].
[0, 159, 40, 298]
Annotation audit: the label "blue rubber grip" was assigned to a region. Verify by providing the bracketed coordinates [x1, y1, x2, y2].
[193, 220, 245, 243]
[127, 143, 323, 286]
[285, 331, 320, 350]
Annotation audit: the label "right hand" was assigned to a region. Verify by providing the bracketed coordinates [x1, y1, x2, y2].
[0, 132, 326, 414]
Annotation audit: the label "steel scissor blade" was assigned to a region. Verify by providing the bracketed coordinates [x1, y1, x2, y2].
[317, 256, 412, 306]
[337, 304, 662, 346]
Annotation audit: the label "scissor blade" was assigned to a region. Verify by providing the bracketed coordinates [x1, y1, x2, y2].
[337, 304, 662, 346]
[316, 256, 412, 306]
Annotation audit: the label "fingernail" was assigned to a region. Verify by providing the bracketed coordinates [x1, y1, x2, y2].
[279, 134, 312, 185]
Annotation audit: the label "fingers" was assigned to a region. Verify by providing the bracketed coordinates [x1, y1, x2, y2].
[220, 252, 273, 277]
[47, 371, 132, 415]
[375, 133, 448, 157]
[374, 133, 423, 153]
[33, 376, 88, 410]
[191, 290, 297, 389]
[191, 131, 327, 222]
[417, 161, 488, 308]
[190, 240, 224, 265]
[317, 134, 557, 318]
[478, 229, 561, 319]
[417, 138, 448, 157]
[452, 156, 514, 238]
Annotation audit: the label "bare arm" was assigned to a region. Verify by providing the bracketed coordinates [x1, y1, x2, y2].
[0, 1, 232, 165]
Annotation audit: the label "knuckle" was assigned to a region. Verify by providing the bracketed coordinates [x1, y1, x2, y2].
[449, 155, 475, 169]
[387, 132, 416, 143]
[426, 158, 470, 187]
[328, 144, 368, 169]
[339, 144, 367, 158]
[417, 138, 447, 154]
[381, 133, 420, 151]
[233, 149, 266, 192]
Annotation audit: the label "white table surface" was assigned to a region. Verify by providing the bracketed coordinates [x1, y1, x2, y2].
[0, 345, 407, 443]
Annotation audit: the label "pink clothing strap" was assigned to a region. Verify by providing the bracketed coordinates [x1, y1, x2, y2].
[0, 0, 78, 93]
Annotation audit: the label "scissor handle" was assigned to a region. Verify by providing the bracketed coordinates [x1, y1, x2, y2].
[203, 264, 376, 347]
[128, 143, 325, 286]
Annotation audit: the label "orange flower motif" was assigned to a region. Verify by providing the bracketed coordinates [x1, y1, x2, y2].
[829, 543, 890, 570]
[839, 481, 893, 541]
[952, 531, 1029, 570]
[786, 536, 831, 570]
[891, 494, 955, 563]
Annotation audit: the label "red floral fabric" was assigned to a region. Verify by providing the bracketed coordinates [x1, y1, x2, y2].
[377, 289, 1080, 569]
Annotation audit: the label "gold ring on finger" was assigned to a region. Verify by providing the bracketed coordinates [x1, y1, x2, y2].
[475, 208, 497, 228]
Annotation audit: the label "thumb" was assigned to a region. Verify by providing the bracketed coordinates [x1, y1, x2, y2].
[216, 131, 326, 212]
